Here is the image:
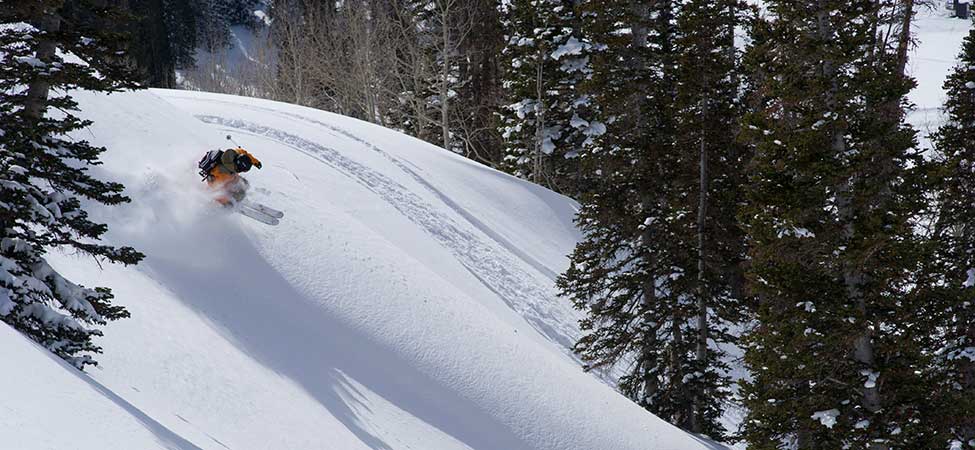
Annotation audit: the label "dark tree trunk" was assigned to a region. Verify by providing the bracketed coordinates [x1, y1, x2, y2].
[25, 2, 64, 121]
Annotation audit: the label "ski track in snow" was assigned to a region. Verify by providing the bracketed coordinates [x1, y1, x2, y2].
[270, 107, 561, 282]
[193, 111, 581, 354]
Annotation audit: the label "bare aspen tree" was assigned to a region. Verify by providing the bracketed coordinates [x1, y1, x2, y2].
[427, 0, 476, 152]
[384, 0, 447, 143]
[188, 0, 498, 161]
[271, 0, 326, 106]
[321, 1, 397, 124]
[533, 45, 545, 185]
[240, 29, 279, 100]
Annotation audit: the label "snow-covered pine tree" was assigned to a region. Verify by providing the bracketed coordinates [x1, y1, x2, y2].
[0, 1, 144, 369]
[559, 2, 682, 428]
[558, 0, 745, 437]
[739, 1, 934, 448]
[498, 0, 590, 196]
[929, 27, 975, 448]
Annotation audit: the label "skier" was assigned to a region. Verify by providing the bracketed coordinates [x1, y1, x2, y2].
[200, 147, 263, 206]
[198, 140, 284, 225]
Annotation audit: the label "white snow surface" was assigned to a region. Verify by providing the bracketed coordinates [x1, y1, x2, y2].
[907, 6, 972, 145]
[0, 324, 179, 449]
[0, 88, 726, 450]
[811, 409, 840, 429]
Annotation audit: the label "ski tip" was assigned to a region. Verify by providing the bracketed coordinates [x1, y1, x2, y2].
[237, 208, 280, 226]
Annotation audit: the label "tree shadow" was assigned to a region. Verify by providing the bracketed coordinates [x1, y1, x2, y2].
[143, 226, 529, 450]
[32, 338, 205, 450]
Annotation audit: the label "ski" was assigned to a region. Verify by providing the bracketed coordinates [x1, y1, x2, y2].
[237, 205, 280, 226]
[240, 200, 284, 218]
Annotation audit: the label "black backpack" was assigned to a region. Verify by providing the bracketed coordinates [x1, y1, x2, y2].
[198, 149, 224, 181]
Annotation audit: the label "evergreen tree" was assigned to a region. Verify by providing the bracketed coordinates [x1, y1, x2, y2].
[162, 0, 199, 70]
[929, 27, 975, 448]
[559, 4, 682, 429]
[0, 1, 144, 369]
[226, 0, 263, 27]
[196, 0, 233, 51]
[558, 0, 747, 437]
[121, 0, 197, 87]
[739, 1, 936, 448]
[672, 0, 749, 436]
[498, 0, 589, 196]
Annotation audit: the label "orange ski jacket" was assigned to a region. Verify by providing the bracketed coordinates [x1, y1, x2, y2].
[207, 148, 262, 187]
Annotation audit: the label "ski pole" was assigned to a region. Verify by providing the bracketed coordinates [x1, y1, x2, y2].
[226, 134, 243, 149]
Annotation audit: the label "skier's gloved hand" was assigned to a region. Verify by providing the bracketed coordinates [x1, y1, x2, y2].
[255, 161, 262, 169]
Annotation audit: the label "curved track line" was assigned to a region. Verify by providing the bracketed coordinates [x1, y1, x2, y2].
[195, 115, 580, 352]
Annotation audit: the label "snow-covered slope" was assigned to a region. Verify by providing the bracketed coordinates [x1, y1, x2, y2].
[1, 86, 726, 450]
[908, 6, 973, 143]
[0, 324, 191, 449]
[4, 7, 967, 450]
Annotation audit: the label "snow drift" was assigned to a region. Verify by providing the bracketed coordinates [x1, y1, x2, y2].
[0, 86, 726, 450]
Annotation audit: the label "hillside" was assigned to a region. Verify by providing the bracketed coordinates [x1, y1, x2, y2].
[2, 5, 969, 450]
[1, 87, 726, 450]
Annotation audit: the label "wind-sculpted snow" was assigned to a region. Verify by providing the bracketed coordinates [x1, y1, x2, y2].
[195, 114, 580, 352]
[0, 325, 201, 450]
[3, 85, 728, 450]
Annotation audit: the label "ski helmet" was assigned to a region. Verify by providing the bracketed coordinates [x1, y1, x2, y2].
[234, 153, 253, 172]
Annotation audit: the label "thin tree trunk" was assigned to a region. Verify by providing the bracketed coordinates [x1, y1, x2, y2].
[639, 206, 660, 406]
[693, 96, 709, 435]
[817, 4, 885, 449]
[534, 45, 545, 185]
[25, 3, 63, 121]
[895, 0, 914, 76]
[440, 3, 451, 151]
[671, 318, 690, 429]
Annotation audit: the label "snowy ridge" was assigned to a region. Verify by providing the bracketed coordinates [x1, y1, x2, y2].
[0, 87, 726, 450]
